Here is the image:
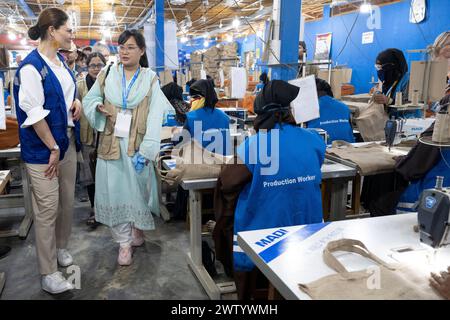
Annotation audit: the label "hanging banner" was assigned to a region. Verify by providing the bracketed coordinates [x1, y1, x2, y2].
[314, 32, 332, 61]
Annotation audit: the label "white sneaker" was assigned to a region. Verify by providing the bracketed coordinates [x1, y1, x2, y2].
[57, 249, 73, 267]
[41, 271, 74, 294]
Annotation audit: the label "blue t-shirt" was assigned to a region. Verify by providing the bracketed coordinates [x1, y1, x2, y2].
[398, 149, 450, 213]
[185, 107, 231, 155]
[233, 124, 326, 271]
[307, 95, 355, 144]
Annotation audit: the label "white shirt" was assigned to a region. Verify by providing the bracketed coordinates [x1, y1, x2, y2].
[18, 51, 75, 128]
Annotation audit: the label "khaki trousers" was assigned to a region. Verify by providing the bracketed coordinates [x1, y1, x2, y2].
[26, 130, 77, 275]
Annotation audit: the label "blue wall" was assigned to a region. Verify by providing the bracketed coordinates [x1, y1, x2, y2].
[304, 0, 450, 94]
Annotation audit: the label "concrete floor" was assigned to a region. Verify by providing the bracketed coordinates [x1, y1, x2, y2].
[0, 196, 211, 300]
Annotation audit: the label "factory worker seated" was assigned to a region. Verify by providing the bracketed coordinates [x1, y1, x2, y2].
[395, 94, 450, 214]
[161, 82, 190, 126]
[254, 72, 269, 94]
[213, 80, 326, 299]
[182, 79, 232, 156]
[372, 48, 422, 118]
[306, 78, 355, 144]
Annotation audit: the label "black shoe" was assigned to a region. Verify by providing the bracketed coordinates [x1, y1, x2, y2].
[0, 246, 11, 259]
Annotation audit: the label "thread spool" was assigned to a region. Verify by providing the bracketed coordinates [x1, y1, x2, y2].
[411, 90, 420, 106]
[395, 92, 403, 106]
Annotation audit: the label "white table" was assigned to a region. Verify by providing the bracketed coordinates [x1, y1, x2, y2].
[237, 213, 450, 300]
[0, 147, 33, 239]
[171, 158, 357, 300]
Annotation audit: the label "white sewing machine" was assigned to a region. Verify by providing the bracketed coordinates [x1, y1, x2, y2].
[385, 118, 435, 147]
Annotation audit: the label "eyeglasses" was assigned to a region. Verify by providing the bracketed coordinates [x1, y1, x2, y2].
[375, 63, 395, 71]
[88, 63, 105, 69]
[118, 45, 139, 53]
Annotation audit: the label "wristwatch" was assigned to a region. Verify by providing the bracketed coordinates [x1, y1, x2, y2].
[50, 144, 60, 152]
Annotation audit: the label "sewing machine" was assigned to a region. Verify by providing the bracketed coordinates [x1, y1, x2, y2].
[385, 118, 435, 150]
[417, 177, 450, 249]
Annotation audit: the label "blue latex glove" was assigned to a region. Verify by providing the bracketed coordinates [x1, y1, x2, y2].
[131, 152, 147, 174]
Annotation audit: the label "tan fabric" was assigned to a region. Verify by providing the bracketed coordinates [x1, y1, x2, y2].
[157, 140, 231, 185]
[77, 79, 95, 146]
[97, 77, 157, 160]
[0, 117, 19, 149]
[298, 239, 442, 300]
[432, 113, 450, 143]
[354, 99, 388, 142]
[327, 141, 398, 175]
[26, 131, 77, 275]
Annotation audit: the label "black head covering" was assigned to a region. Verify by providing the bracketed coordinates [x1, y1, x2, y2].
[376, 48, 408, 95]
[161, 82, 183, 101]
[253, 80, 299, 131]
[189, 79, 218, 108]
[315, 78, 334, 98]
[186, 78, 197, 87]
[254, 80, 299, 115]
[259, 72, 269, 85]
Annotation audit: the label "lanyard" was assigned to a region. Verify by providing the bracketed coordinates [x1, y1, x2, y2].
[121, 64, 140, 111]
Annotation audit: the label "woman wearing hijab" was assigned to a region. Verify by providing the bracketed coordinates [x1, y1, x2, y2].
[373, 48, 409, 106]
[77, 52, 107, 228]
[213, 80, 326, 299]
[82, 29, 174, 266]
[161, 82, 190, 126]
[396, 94, 450, 214]
[307, 78, 355, 144]
[183, 79, 231, 156]
[255, 72, 269, 94]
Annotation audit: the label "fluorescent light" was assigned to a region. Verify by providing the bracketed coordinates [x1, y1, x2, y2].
[226, 34, 233, 43]
[102, 11, 115, 21]
[20, 38, 27, 45]
[102, 28, 112, 38]
[8, 32, 17, 40]
[203, 40, 209, 47]
[360, 2, 372, 13]
[256, 30, 263, 38]
[232, 17, 240, 28]
[180, 36, 188, 43]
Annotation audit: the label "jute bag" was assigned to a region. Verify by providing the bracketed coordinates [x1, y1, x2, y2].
[327, 141, 397, 175]
[298, 239, 441, 300]
[0, 117, 19, 149]
[354, 99, 388, 142]
[432, 112, 450, 143]
[156, 140, 232, 185]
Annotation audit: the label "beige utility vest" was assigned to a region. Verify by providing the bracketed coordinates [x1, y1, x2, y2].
[97, 76, 157, 160]
[77, 79, 95, 146]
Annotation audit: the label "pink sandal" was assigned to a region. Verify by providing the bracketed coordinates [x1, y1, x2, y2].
[131, 227, 145, 247]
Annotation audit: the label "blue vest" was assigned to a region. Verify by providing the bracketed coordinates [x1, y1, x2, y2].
[307, 95, 355, 144]
[233, 124, 326, 271]
[13, 49, 81, 164]
[185, 107, 231, 155]
[397, 149, 450, 213]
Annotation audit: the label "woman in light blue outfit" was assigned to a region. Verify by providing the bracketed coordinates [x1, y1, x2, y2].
[82, 30, 174, 266]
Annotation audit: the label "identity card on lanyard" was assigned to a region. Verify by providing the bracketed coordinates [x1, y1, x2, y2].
[114, 65, 140, 138]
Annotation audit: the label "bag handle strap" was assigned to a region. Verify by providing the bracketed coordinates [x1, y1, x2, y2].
[94, 63, 113, 152]
[323, 239, 395, 274]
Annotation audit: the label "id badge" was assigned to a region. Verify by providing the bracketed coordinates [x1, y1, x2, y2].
[114, 110, 132, 138]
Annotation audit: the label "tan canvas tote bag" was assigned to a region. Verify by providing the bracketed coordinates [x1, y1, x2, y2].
[354, 99, 388, 142]
[298, 239, 442, 300]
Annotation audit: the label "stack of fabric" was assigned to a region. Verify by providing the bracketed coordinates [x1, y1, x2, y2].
[190, 51, 203, 80]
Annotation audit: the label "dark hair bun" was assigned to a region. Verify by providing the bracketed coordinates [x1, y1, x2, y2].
[28, 25, 40, 40]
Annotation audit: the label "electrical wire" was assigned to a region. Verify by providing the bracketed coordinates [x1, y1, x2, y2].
[334, 11, 360, 63]
[440, 147, 450, 171]
[232, 0, 299, 74]
[339, 14, 373, 64]
[408, 0, 431, 44]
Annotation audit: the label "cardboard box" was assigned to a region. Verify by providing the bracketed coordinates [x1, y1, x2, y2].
[318, 68, 352, 99]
